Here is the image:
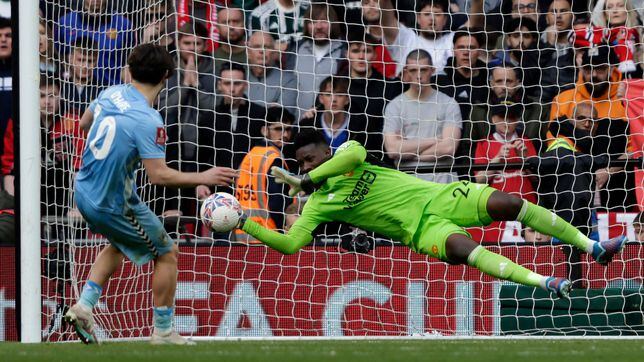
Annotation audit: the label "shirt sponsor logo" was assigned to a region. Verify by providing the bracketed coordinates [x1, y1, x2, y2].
[343, 170, 377, 209]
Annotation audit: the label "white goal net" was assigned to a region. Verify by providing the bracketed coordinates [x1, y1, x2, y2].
[12, 0, 644, 341]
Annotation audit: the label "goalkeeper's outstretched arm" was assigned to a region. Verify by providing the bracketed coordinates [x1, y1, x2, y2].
[241, 218, 314, 255]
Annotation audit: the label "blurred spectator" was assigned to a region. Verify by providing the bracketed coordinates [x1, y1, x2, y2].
[542, 0, 574, 48]
[589, 0, 643, 76]
[39, 20, 58, 75]
[383, 49, 462, 183]
[504, 0, 540, 25]
[593, 0, 644, 27]
[299, 76, 368, 153]
[540, 0, 578, 103]
[344, 0, 398, 78]
[448, 0, 502, 41]
[246, 31, 298, 118]
[435, 29, 488, 160]
[471, 64, 545, 145]
[139, 1, 175, 51]
[0, 17, 10, 161]
[55, 0, 134, 85]
[339, 32, 403, 163]
[161, 20, 216, 172]
[381, 0, 455, 76]
[634, 211, 644, 241]
[493, 0, 546, 37]
[550, 46, 632, 210]
[176, 0, 219, 52]
[213, 6, 247, 77]
[452, 0, 500, 14]
[233, 107, 294, 241]
[490, 18, 552, 100]
[436, 29, 488, 119]
[0, 188, 13, 245]
[290, 3, 345, 117]
[522, 225, 552, 243]
[197, 62, 267, 184]
[474, 100, 537, 203]
[2, 77, 75, 218]
[533, 102, 608, 286]
[60, 37, 104, 116]
[250, 0, 309, 52]
[448, 0, 487, 29]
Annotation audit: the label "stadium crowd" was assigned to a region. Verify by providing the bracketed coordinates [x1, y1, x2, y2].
[0, 0, 643, 249]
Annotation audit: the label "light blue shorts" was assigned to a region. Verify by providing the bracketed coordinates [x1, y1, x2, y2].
[76, 192, 174, 265]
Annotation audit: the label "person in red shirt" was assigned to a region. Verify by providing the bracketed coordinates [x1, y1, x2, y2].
[2, 77, 80, 218]
[474, 100, 537, 203]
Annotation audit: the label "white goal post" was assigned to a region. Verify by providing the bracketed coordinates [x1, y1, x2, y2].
[18, 0, 42, 344]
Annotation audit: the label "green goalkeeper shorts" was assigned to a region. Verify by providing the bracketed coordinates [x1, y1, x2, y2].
[414, 181, 496, 261]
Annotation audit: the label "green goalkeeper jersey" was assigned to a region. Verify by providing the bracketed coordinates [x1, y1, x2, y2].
[241, 140, 446, 253]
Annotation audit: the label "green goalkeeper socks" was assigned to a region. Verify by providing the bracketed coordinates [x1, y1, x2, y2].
[467, 246, 546, 289]
[516, 200, 595, 254]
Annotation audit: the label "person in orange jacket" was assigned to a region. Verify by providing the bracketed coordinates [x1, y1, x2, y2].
[234, 107, 294, 242]
[549, 45, 633, 210]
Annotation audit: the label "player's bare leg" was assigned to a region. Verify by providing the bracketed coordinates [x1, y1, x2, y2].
[150, 244, 194, 345]
[64, 245, 124, 344]
[485, 191, 627, 265]
[88, 245, 126, 285]
[152, 244, 178, 307]
[445, 233, 571, 299]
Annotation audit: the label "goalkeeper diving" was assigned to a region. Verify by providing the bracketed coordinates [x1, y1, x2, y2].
[237, 130, 628, 299]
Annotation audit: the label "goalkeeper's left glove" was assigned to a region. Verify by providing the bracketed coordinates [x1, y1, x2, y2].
[270, 166, 318, 196]
[236, 213, 248, 230]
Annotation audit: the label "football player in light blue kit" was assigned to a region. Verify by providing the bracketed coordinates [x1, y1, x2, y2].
[64, 44, 237, 345]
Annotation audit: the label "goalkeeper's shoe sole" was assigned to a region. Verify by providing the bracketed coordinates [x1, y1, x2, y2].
[545, 277, 572, 300]
[592, 235, 628, 266]
[150, 331, 196, 345]
[64, 304, 98, 344]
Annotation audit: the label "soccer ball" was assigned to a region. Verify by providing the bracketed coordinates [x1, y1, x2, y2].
[200, 192, 243, 232]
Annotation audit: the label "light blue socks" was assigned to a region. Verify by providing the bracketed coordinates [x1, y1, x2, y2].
[78, 281, 102, 309]
[153, 306, 174, 334]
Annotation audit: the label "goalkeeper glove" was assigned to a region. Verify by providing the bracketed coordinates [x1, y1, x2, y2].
[236, 213, 248, 230]
[340, 233, 374, 254]
[270, 166, 318, 196]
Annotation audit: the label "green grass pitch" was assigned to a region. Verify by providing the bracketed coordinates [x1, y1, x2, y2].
[1, 339, 643, 362]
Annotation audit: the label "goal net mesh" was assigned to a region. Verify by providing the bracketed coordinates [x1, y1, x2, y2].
[30, 0, 644, 341]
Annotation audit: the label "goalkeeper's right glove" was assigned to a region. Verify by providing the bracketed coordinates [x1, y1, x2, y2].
[340, 233, 374, 254]
[270, 166, 318, 196]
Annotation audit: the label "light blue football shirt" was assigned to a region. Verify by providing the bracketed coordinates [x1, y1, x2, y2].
[75, 84, 166, 214]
